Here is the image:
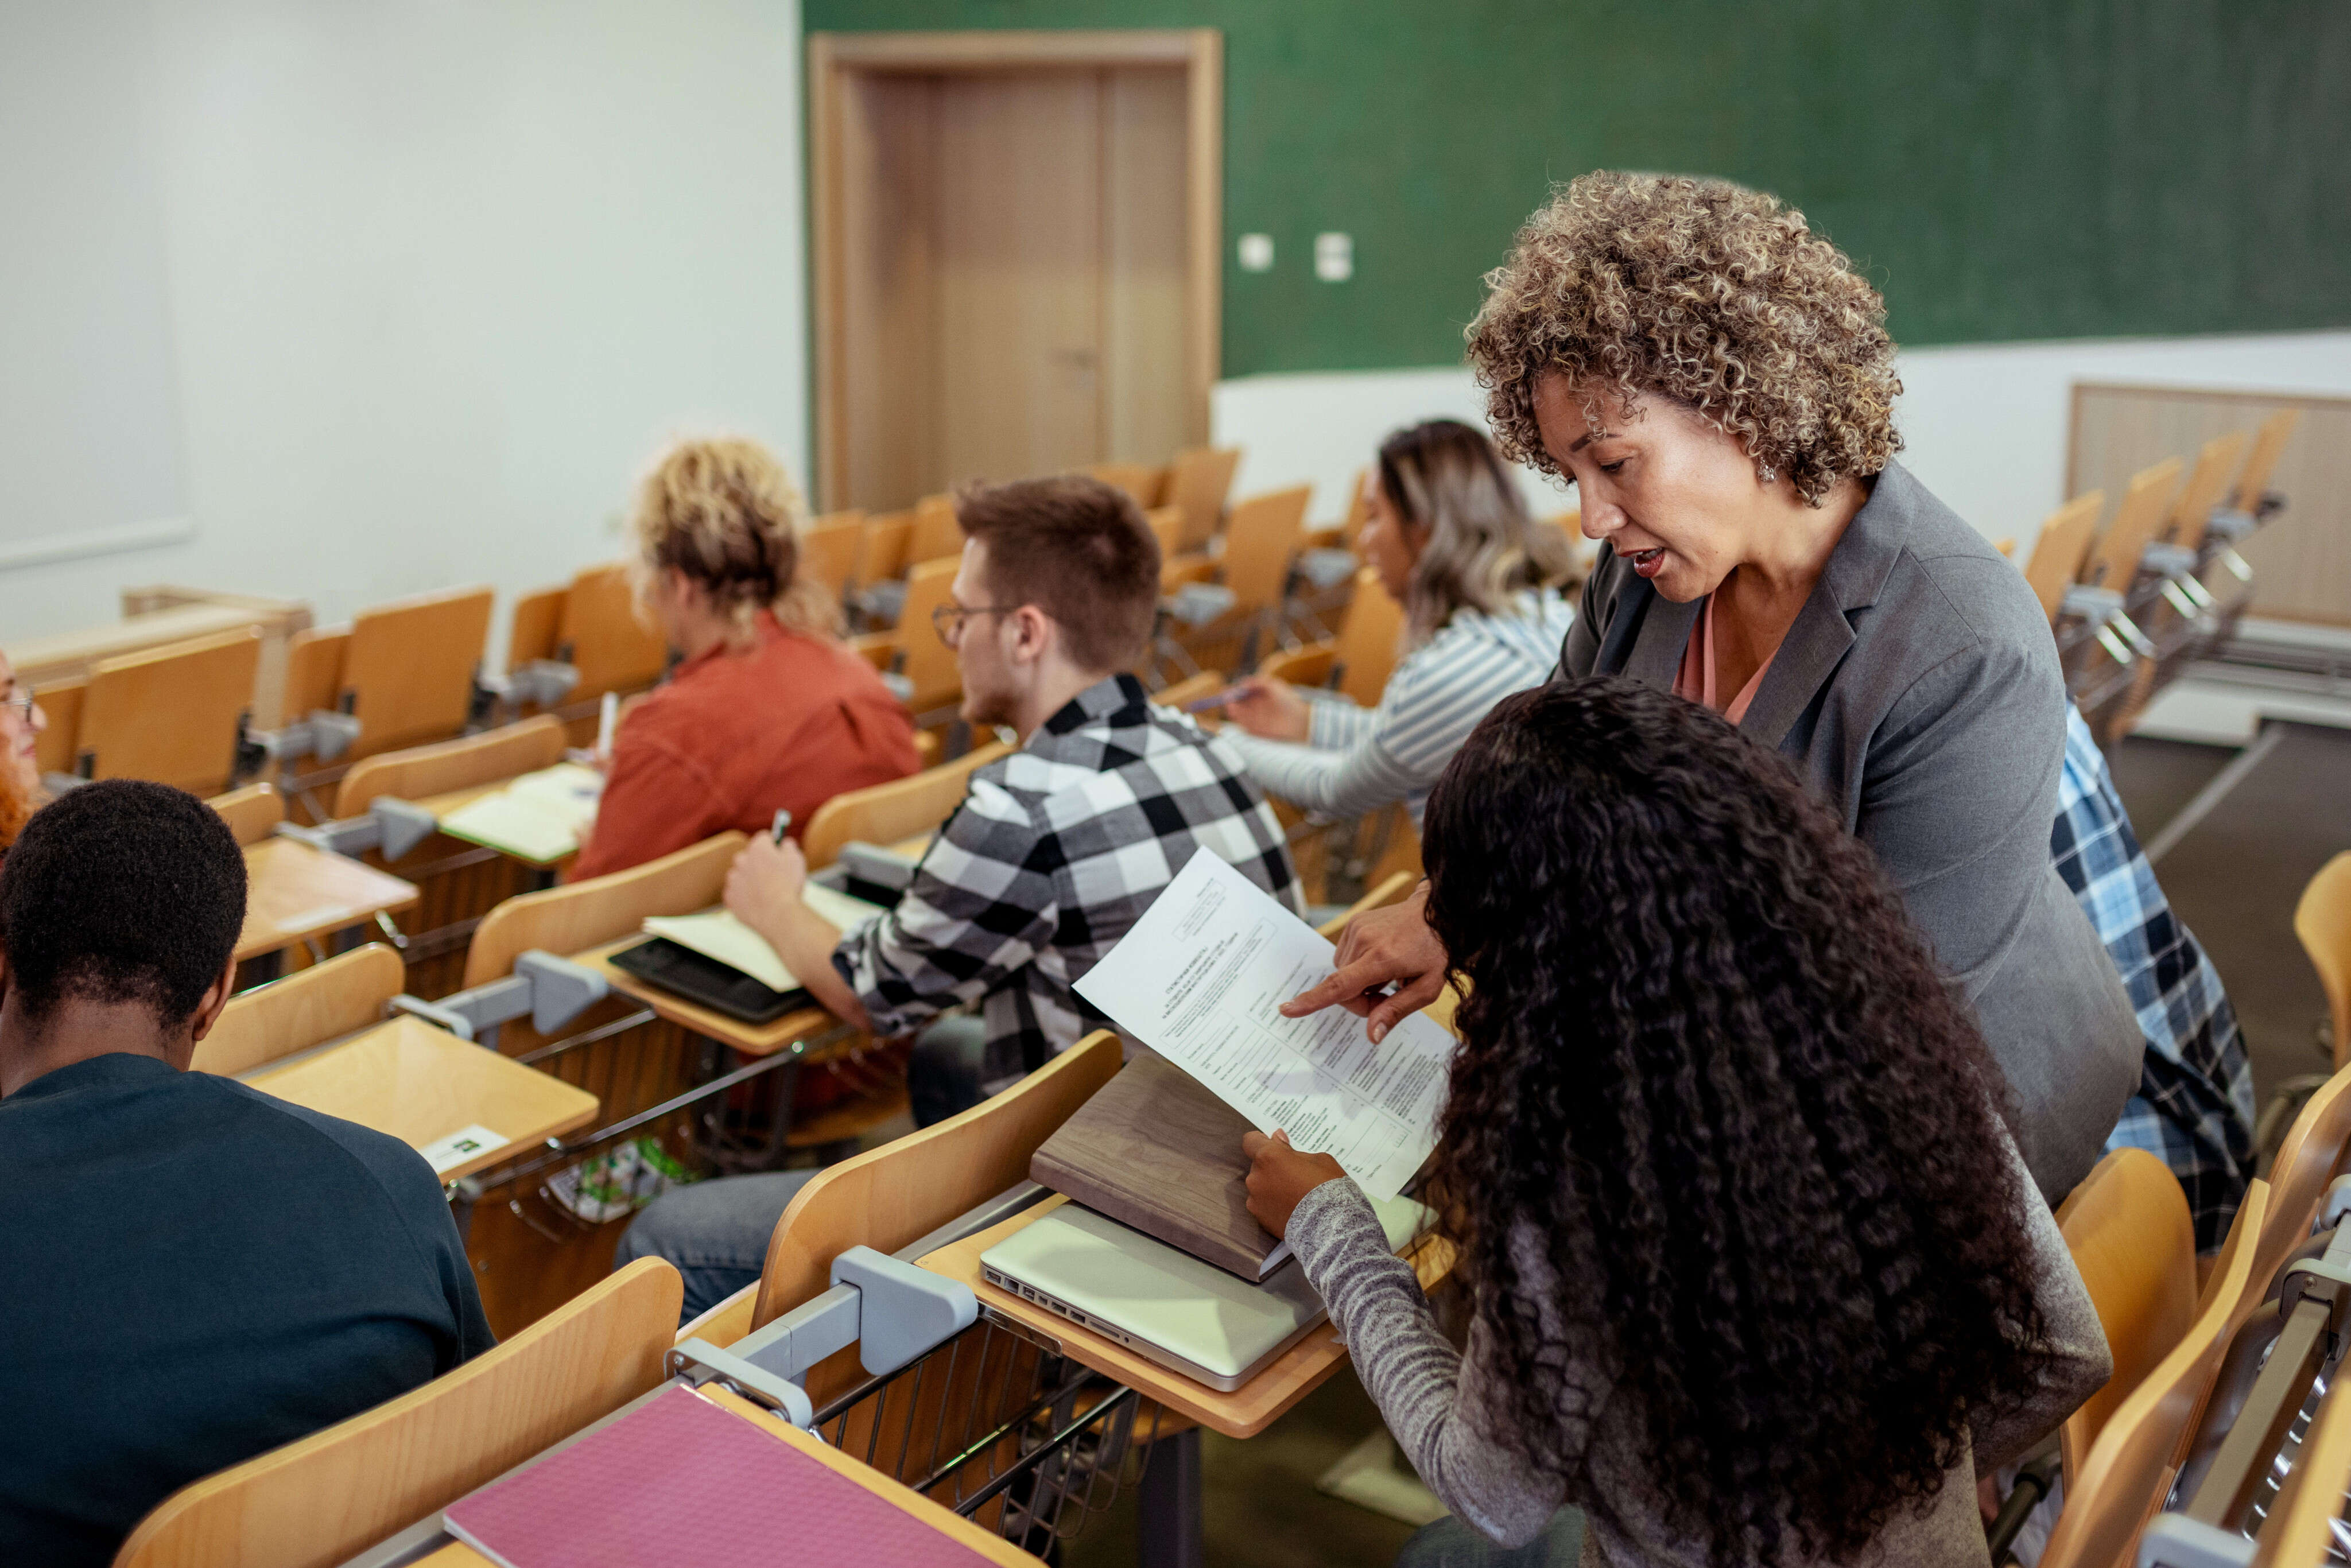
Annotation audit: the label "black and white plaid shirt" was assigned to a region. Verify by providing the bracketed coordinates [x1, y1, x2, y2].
[832, 674, 1303, 1094]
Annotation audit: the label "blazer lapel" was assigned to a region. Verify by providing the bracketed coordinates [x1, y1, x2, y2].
[1737, 464, 1915, 749]
[1621, 591, 1700, 688]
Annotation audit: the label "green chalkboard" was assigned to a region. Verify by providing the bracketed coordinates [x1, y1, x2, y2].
[802, 0, 2351, 377]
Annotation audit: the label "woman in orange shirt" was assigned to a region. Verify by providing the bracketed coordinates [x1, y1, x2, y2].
[570, 437, 921, 880]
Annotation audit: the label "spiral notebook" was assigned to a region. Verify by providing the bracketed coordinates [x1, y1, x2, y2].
[443, 1384, 1001, 1567]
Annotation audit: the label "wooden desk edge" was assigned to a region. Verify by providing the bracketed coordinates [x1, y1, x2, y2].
[917, 1193, 1455, 1441]
[573, 933, 844, 1059]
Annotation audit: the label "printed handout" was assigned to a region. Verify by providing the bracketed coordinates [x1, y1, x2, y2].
[1074, 851, 1450, 1201]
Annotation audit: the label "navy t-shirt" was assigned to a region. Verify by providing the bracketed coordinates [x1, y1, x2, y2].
[0, 1053, 495, 1566]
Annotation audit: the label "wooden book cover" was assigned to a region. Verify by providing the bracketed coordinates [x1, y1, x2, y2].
[1030, 1052, 1288, 1280]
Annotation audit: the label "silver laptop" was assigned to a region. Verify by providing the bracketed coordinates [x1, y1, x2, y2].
[981, 1196, 1432, 1393]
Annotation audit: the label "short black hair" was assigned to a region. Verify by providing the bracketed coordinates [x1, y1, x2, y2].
[0, 779, 248, 1028]
[956, 475, 1162, 671]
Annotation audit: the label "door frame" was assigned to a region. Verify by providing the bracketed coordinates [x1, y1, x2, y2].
[805, 29, 1223, 511]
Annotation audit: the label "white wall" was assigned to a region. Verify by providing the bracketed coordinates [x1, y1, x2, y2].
[1213, 329, 2351, 559]
[1, 0, 808, 661]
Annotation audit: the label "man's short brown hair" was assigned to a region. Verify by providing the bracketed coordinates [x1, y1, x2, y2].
[956, 476, 1162, 672]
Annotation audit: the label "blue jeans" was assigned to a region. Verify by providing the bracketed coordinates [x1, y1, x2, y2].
[1394, 1512, 1585, 1567]
[614, 1168, 820, 1324]
[616, 1015, 996, 1323]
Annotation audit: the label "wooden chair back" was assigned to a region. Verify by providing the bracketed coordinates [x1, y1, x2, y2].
[1221, 485, 1313, 614]
[280, 627, 349, 722]
[1320, 871, 1418, 938]
[801, 740, 1013, 870]
[2164, 430, 2251, 542]
[750, 1033, 1123, 1364]
[1257, 640, 1337, 690]
[801, 510, 866, 599]
[1150, 670, 1224, 712]
[896, 557, 963, 713]
[462, 832, 743, 988]
[78, 628, 261, 795]
[30, 674, 85, 777]
[331, 715, 568, 819]
[555, 562, 669, 701]
[2054, 1148, 2200, 1473]
[2230, 409, 2303, 515]
[2295, 852, 2351, 1074]
[194, 942, 406, 1078]
[1088, 463, 1167, 509]
[907, 494, 963, 568]
[112, 1257, 682, 1568]
[209, 782, 286, 847]
[2038, 1180, 2270, 1568]
[860, 509, 917, 588]
[1341, 466, 1374, 545]
[1145, 504, 1185, 565]
[2023, 492, 2107, 622]
[507, 584, 567, 669]
[339, 585, 495, 758]
[1993, 537, 2017, 559]
[1335, 569, 1407, 707]
[2251, 1061, 2351, 1298]
[2083, 458, 2184, 592]
[1165, 445, 1241, 552]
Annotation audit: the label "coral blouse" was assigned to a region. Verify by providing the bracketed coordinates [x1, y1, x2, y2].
[570, 612, 921, 880]
[1671, 592, 1775, 725]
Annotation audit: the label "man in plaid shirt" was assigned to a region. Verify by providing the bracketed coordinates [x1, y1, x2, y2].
[2056, 705, 2255, 1252]
[620, 475, 1300, 1318]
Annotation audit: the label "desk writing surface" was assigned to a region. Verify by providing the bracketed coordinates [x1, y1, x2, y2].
[918, 1193, 1455, 1440]
[241, 1015, 598, 1181]
[402, 1385, 1041, 1567]
[235, 838, 420, 962]
[573, 927, 844, 1059]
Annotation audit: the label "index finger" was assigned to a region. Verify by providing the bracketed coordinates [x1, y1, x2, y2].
[1281, 954, 1398, 1018]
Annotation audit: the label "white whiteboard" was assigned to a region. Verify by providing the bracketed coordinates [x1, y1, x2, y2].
[0, 0, 190, 570]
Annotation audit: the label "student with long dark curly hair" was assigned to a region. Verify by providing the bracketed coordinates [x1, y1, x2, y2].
[1243, 678, 2110, 1567]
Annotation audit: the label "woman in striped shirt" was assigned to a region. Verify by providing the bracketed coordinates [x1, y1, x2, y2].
[1219, 419, 1576, 828]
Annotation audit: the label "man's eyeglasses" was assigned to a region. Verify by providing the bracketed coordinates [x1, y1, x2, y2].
[0, 693, 35, 724]
[930, 601, 1020, 647]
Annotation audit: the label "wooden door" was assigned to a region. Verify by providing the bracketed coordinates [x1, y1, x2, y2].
[812, 32, 1220, 514]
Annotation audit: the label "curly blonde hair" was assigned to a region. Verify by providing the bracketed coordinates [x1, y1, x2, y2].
[628, 436, 840, 636]
[1466, 172, 1902, 506]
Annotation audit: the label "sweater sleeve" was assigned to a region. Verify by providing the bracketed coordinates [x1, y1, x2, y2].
[1969, 1128, 2115, 1472]
[1220, 642, 1499, 821]
[1287, 1180, 1567, 1547]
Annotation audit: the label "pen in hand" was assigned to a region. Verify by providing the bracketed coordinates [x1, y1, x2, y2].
[771, 809, 793, 844]
[1184, 690, 1233, 713]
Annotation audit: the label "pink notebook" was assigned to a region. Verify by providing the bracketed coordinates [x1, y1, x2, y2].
[444, 1384, 1003, 1567]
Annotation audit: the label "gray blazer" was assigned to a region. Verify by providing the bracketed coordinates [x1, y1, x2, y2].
[1561, 461, 2140, 1201]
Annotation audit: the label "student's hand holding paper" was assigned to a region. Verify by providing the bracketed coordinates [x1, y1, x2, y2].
[722, 833, 871, 1029]
[725, 834, 810, 940]
[1241, 1130, 1346, 1240]
[1280, 881, 1447, 1043]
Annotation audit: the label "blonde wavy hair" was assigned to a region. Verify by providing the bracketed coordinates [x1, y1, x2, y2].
[1466, 172, 1902, 507]
[628, 436, 840, 637]
[1378, 419, 1574, 648]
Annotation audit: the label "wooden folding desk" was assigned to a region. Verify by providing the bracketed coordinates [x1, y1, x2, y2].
[370, 1385, 1042, 1567]
[571, 921, 904, 1154]
[237, 837, 421, 979]
[240, 1014, 600, 1183]
[918, 1193, 1456, 1439]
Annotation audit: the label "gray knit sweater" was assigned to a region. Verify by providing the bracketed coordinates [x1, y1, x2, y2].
[1286, 1129, 2111, 1566]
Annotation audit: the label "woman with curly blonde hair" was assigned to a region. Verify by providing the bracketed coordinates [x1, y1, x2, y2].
[1290, 173, 2140, 1214]
[570, 436, 920, 879]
